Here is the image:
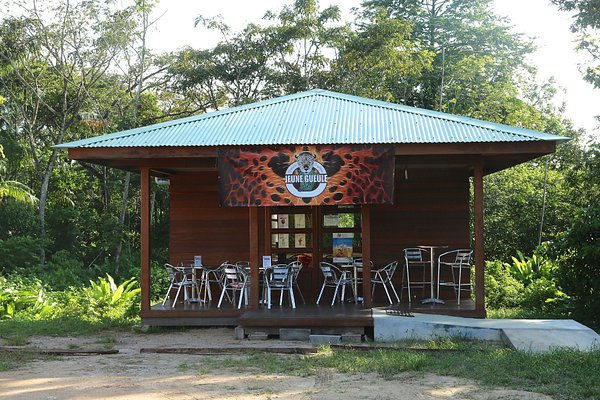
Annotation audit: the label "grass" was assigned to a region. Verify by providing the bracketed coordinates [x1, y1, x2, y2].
[0, 318, 134, 371]
[0, 350, 54, 372]
[97, 334, 117, 350]
[202, 342, 600, 400]
[0, 317, 137, 339]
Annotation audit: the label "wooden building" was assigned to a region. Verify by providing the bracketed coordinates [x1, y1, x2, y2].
[58, 89, 568, 330]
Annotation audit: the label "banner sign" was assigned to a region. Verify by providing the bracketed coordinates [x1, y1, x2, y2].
[218, 145, 395, 207]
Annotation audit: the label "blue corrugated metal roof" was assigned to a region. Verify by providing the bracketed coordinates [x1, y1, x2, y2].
[57, 89, 568, 148]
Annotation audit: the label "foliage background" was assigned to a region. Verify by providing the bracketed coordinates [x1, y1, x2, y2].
[0, 0, 598, 330]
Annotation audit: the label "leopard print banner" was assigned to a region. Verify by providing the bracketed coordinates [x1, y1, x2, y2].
[218, 145, 395, 207]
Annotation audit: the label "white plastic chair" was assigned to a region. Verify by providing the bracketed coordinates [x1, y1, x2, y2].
[401, 248, 430, 303]
[317, 262, 355, 306]
[437, 249, 473, 305]
[370, 261, 400, 305]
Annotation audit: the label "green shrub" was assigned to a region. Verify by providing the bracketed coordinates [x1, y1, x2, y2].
[484, 260, 524, 309]
[496, 248, 566, 316]
[42, 250, 89, 290]
[555, 206, 600, 331]
[0, 199, 38, 241]
[522, 276, 567, 313]
[0, 236, 45, 273]
[506, 248, 557, 286]
[151, 260, 170, 302]
[0, 276, 52, 319]
[81, 274, 140, 320]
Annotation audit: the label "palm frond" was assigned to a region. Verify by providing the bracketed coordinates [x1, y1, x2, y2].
[0, 180, 38, 204]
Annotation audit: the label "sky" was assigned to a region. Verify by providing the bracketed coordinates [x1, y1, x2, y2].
[147, 0, 600, 138]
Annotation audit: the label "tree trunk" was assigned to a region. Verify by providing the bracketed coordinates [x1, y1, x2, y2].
[114, 171, 131, 275]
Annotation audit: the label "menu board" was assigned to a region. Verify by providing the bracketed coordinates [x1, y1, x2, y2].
[262, 255, 272, 269]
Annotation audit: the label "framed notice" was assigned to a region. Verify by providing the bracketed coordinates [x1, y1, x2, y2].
[332, 233, 353, 263]
[294, 233, 306, 248]
[278, 214, 289, 229]
[324, 214, 339, 227]
[294, 214, 306, 229]
[194, 255, 202, 267]
[278, 234, 289, 248]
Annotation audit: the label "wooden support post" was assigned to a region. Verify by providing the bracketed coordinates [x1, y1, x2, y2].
[362, 205, 372, 308]
[249, 206, 259, 308]
[140, 168, 151, 313]
[312, 206, 321, 301]
[473, 158, 486, 314]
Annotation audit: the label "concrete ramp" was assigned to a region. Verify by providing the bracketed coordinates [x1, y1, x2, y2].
[373, 310, 600, 352]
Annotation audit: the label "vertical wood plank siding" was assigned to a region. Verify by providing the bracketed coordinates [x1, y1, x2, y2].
[371, 169, 470, 257]
[169, 172, 250, 265]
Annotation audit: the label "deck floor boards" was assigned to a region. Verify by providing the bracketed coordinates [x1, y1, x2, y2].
[145, 298, 482, 327]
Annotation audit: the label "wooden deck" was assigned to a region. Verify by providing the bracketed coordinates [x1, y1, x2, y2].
[142, 298, 483, 327]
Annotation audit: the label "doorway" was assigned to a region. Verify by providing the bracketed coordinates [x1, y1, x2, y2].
[266, 205, 363, 301]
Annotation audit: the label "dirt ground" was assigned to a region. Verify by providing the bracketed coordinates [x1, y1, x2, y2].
[0, 328, 553, 400]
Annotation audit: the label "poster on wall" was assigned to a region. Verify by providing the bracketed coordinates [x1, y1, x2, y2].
[218, 145, 395, 207]
[294, 233, 306, 248]
[278, 214, 289, 229]
[332, 233, 353, 263]
[324, 214, 339, 227]
[278, 234, 289, 248]
[294, 214, 306, 229]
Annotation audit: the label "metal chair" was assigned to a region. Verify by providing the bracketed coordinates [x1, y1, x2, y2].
[201, 262, 227, 302]
[264, 264, 295, 309]
[437, 249, 473, 305]
[370, 261, 400, 305]
[401, 248, 430, 303]
[317, 262, 355, 306]
[162, 263, 193, 308]
[288, 261, 305, 304]
[217, 263, 248, 309]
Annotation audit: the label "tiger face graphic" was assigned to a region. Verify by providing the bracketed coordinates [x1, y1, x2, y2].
[296, 151, 316, 175]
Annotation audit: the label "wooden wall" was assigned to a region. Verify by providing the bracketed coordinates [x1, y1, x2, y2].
[169, 172, 251, 266]
[371, 168, 470, 261]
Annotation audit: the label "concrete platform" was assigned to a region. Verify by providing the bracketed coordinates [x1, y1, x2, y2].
[373, 310, 600, 353]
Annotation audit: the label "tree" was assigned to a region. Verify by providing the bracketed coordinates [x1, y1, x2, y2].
[0, 0, 135, 264]
[168, 17, 281, 109]
[551, 0, 600, 93]
[361, 0, 534, 114]
[168, 0, 347, 108]
[263, 0, 346, 93]
[0, 144, 36, 204]
[331, 8, 434, 101]
[553, 142, 600, 329]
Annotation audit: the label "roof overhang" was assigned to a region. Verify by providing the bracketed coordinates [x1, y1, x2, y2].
[67, 140, 557, 177]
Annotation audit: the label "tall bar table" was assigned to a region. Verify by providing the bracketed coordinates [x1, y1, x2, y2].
[418, 245, 448, 304]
